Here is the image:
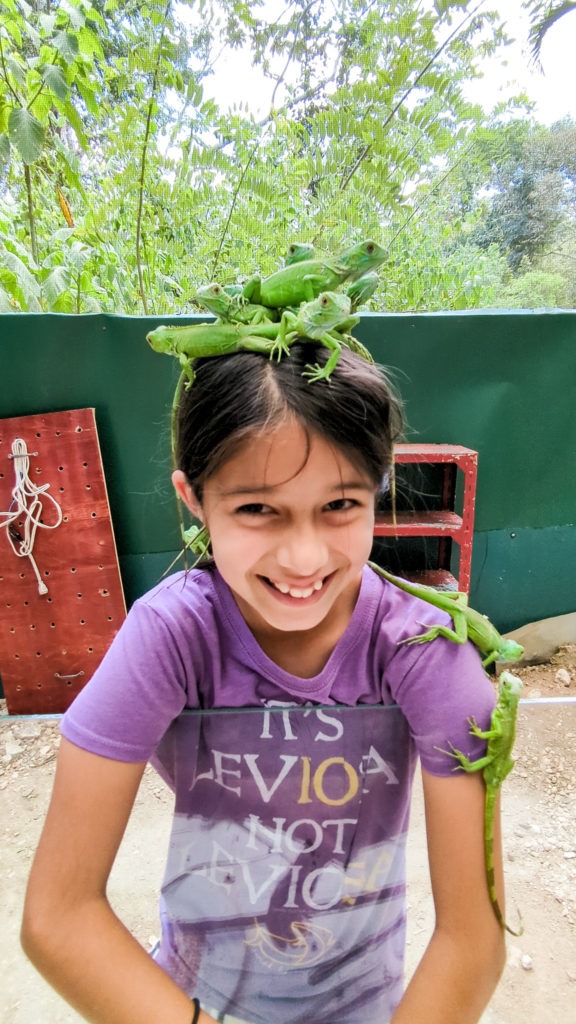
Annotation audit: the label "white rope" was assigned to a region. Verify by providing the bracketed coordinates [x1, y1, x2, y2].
[0, 438, 63, 596]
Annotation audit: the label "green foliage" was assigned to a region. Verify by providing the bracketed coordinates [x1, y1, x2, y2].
[0, 1, 572, 313]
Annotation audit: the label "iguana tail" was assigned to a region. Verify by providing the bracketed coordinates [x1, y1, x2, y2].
[484, 787, 524, 936]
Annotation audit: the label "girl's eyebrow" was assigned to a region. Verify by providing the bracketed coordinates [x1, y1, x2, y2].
[220, 480, 374, 497]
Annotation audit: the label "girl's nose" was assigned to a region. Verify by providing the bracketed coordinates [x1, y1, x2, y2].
[276, 524, 328, 576]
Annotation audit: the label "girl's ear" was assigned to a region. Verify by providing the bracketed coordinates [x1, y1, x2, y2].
[172, 470, 203, 520]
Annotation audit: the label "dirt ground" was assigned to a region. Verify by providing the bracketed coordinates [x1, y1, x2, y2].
[1, 647, 575, 1024]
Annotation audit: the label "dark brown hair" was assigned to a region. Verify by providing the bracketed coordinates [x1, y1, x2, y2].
[174, 342, 404, 501]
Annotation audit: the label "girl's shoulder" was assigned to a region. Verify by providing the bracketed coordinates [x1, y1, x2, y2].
[133, 566, 225, 628]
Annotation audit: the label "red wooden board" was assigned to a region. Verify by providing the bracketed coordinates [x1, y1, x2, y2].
[0, 409, 126, 714]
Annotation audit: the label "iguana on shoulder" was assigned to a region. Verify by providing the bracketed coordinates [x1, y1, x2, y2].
[437, 669, 524, 935]
[242, 239, 386, 308]
[368, 563, 524, 667]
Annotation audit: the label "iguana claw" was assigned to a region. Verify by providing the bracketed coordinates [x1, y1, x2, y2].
[303, 362, 332, 382]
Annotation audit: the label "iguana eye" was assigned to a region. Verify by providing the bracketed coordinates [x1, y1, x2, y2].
[366, 243, 375, 253]
[320, 295, 329, 306]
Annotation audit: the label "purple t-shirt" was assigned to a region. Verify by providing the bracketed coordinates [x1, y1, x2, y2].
[62, 565, 495, 1024]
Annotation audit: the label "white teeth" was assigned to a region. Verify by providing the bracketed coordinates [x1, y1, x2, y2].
[274, 582, 291, 594]
[270, 579, 324, 598]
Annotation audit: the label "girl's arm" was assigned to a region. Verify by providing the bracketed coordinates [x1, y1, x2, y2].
[21, 737, 216, 1024]
[391, 770, 507, 1024]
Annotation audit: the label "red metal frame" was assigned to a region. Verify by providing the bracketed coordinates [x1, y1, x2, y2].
[374, 444, 478, 592]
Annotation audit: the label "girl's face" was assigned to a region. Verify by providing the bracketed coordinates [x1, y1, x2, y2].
[173, 419, 377, 651]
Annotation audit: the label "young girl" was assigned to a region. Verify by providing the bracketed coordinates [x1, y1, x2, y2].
[22, 342, 506, 1024]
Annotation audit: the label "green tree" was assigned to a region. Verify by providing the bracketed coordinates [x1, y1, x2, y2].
[525, 0, 576, 64]
[469, 119, 576, 274]
[0, 0, 522, 313]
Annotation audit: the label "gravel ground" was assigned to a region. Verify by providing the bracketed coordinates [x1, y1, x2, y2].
[1, 648, 575, 1024]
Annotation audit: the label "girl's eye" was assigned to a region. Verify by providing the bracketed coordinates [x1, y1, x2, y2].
[325, 498, 358, 512]
[236, 503, 272, 516]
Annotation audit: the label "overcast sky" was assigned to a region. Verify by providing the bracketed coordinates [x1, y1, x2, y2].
[201, 2, 576, 124]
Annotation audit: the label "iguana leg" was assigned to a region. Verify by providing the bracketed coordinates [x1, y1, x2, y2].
[402, 609, 468, 647]
[466, 716, 500, 743]
[439, 743, 492, 773]
[481, 650, 498, 668]
[269, 312, 294, 361]
[242, 276, 261, 304]
[239, 336, 282, 357]
[301, 273, 321, 302]
[177, 353, 196, 387]
[303, 330, 343, 382]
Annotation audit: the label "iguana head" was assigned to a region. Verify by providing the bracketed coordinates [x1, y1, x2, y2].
[195, 283, 232, 317]
[299, 291, 352, 336]
[498, 670, 524, 699]
[499, 638, 524, 663]
[146, 325, 174, 353]
[285, 241, 315, 264]
[337, 239, 386, 280]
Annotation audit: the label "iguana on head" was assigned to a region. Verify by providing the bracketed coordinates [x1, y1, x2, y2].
[195, 283, 279, 324]
[243, 239, 386, 308]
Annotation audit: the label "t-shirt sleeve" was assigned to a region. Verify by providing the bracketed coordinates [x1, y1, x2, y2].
[61, 598, 195, 762]
[383, 601, 498, 777]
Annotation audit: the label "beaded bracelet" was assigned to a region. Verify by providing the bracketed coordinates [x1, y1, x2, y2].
[191, 997, 201, 1024]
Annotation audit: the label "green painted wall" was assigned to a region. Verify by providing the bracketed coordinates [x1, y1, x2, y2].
[1, 310, 574, 640]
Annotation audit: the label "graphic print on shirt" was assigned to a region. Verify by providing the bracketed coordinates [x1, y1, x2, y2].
[155, 703, 413, 978]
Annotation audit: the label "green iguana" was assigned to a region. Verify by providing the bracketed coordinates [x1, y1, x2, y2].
[270, 291, 363, 381]
[147, 320, 280, 384]
[368, 563, 524, 667]
[285, 242, 315, 264]
[437, 669, 524, 935]
[195, 283, 279, 324]
[147, 291, 369, 385]
[346, 271, 380, 310]
[242, 239, 386, 308]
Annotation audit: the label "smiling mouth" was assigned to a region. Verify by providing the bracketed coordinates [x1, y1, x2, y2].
[264, 577, 326, 600]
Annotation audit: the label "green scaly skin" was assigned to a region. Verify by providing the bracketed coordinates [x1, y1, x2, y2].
[437, 670, 524, 935]
[368, 563, 524, 667]
[195, 283, 279, 325]
[285, 242, 315, 264]
[271, 291, 361, 381]
[147, 320, 280, 384]
[242, 239, 386, 308]
[147, 291, 370, 386]
[346, 271, 380, 310]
